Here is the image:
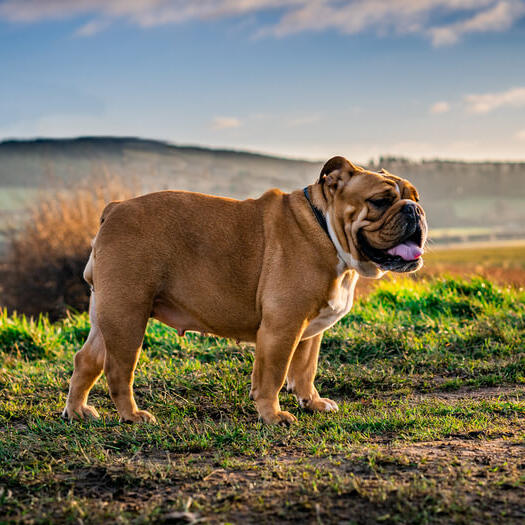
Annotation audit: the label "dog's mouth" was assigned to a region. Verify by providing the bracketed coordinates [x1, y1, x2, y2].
[357, 221, 425, 273]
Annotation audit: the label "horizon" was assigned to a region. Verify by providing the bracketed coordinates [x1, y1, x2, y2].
[3, 134, 525, 165]
[1, 1, 525, 162]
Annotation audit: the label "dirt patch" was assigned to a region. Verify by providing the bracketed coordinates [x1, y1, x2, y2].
[3, 431, 524, 524]
[416, 385, 525, 401]
[396, 437, 524, 461]
[148, 436, 525, 524]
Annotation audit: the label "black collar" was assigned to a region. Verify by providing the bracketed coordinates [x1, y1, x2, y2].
[303, 187, 330, 237]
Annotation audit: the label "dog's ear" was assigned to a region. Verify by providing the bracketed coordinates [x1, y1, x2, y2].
[318, 156, 358, 185]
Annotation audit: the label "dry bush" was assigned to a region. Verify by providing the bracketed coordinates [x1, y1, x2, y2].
[0, 178, 137, 320]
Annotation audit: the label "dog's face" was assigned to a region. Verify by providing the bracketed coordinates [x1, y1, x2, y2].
[320, 156, 427, 278]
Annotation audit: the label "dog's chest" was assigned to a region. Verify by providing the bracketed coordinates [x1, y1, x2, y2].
[302, 271, 358, 339]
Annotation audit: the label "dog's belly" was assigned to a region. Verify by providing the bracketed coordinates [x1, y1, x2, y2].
[151, 299, 258, 341]
[302, 270, 358, 339]
[152, 302, 210, 337]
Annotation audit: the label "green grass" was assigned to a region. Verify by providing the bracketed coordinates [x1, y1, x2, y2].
[0, 277, 524, 523]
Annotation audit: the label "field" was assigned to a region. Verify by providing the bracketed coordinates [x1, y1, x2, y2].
[1, 276, 524, 524]
[415, 241, 525, 288]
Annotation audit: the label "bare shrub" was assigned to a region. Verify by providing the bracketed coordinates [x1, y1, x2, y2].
[0, 178, 137, 320]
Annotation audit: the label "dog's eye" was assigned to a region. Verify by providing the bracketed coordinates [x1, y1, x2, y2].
[369, 198, 391, 208]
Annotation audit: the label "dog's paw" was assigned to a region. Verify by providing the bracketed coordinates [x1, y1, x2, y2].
[119, 410, 157, 424]
[300, 397, 339, 412]
[262, 410, 297, 425]
[62, 404, 100, 421]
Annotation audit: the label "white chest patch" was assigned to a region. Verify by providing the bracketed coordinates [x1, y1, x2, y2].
[302, 271, 358, 339]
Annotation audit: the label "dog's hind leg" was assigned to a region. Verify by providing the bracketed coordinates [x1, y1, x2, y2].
[97, 296, 156, 424]
[63, 293, 105, 420]
[286, 333, 338, 412]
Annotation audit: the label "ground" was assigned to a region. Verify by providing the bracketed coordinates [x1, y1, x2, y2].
[0, 276, 524, 524]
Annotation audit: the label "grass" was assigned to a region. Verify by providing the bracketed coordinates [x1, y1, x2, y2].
[0, 276, 524, 523]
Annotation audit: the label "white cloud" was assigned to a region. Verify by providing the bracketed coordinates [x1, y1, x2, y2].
[0, 0, 83, 22]
[428, 0, 525, 46]
[0, 1, 300, 31]
[211, 116, 242, 129]
[261, 0, 509, 44]
[74, 18, 110, 36]
[1, 0, 524, 45]
[515, 129, 525, 141]
[464, 87, 525, 114]
[429, 101, 450, 114]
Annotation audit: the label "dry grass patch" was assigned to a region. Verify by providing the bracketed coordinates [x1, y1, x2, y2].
[0, 178, 137, 320]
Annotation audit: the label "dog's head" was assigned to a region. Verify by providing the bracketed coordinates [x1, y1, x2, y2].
[318, 156, 427, 278]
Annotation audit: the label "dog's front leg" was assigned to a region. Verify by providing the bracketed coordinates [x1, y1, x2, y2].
[250, 320, 305, 424]
[287, 333, 338, 412]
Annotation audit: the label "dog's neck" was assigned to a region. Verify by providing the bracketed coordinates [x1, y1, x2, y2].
[325, 214, 358, 271]
[303, 186, 356, 274]
[303, 187, 329, 236]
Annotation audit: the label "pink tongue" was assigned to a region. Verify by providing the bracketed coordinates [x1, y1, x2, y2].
[387, 241, 423, 261]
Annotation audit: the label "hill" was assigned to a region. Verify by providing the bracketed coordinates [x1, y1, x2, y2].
[0, 137, 317, 198]
[1, 137, 524, 242]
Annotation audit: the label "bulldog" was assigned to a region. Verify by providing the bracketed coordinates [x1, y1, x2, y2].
[63, 156, 427, 425]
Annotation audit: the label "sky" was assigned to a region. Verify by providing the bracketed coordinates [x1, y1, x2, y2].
[1, 0, 525, 162]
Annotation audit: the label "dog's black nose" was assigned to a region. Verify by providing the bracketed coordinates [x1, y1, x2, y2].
[402, 203, 420, 218]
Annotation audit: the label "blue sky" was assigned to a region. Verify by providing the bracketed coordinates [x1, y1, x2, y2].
[1, 0, 525, 161]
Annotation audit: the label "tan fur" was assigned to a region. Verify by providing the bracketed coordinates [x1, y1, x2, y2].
[63, 157, 426, 424]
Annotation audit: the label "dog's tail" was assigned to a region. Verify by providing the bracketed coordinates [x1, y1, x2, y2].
[83, 201, 121, 290]
[83, 248, 95, 290]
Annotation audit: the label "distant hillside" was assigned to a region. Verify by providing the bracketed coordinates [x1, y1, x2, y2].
[0, 137, 318, 199]
[1, 137, 524, 241]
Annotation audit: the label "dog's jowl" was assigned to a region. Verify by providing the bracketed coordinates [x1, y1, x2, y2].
[63, 156, 427, 424]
